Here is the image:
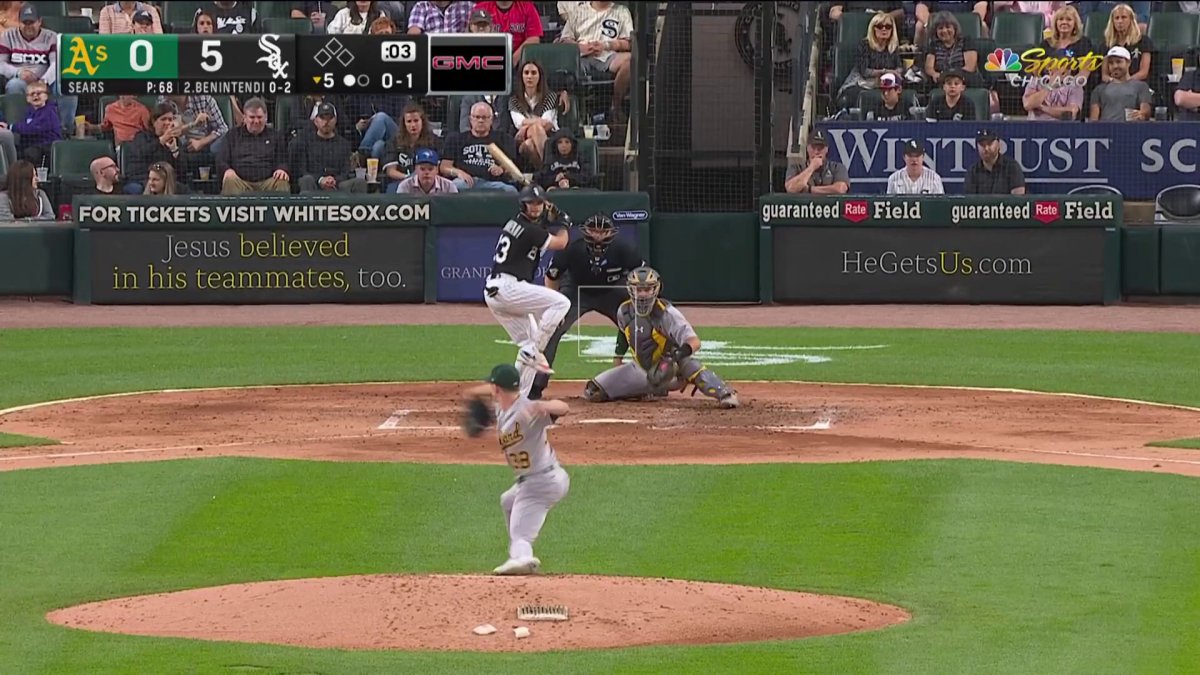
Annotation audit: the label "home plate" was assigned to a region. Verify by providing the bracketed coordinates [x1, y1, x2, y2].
[377, 410, 410, 429]
[760, 418, 833, 432]
[578, 418, 640, 424]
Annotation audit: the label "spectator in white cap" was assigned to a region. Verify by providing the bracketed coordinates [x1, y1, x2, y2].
[397, 148, 459, 194]
[1089, 45, 1151, 121]
[887, 140, 944, 195]
[869, 73, 909, 121]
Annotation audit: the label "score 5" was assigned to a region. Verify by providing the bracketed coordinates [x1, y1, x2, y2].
[200, 39, 223, 72]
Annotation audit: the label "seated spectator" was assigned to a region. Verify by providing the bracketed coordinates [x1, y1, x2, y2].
[1022, 58, 1084, 119]
[292, 2, 334, 33]
[926, 70, 975, 120]
[924, 11, 981, 88]
[216, 97, 290, 194]
[784, 130, 850, 195]
[887, 140, 945, 194]
[1089, 46, 1150, 120]
[12, 80, 60, 167]
[194, 9, 216, 33]
[99, 2, 164, 34]
[90, 156, 123, 195]
[289, 102, 367, 194]
[915, 2, 989, 44]
[384, 102, 438, 187]
[475, 1, 543, 62]
[1100, 4, 1152, 85]
[130, 9, 158, 34]
[347, 95, 409, 160]
[1041, 5, 1090, 55]
[991, 2, 1065, 30]
[329, 0, 382, 34]
[1, 6, 78, 130]
[440, 102, 520, 192]
[1075, 1, 1149, 32]
[869, 73, 910, 120]
[124, 104, 182, 194]
[964, 129, 1025, 195]
[158, 94, 229, 180]
[510, 61, 559, 166]
[558, 1, 634, 123]
[1174, 52, 1200, 121]
[407, 1, 473, 34]
[369, 16, 397, 33]
[0, 107, 19, 169]
[836, 12, 903, 111]
[0, 159, 53, 220]
[536, 129, 594, 190]
[144, 161, 189, 195]
[92, 95, 150, 146]
[195, 1, 258, 34]
[284, 94, 345, 140]
[396, 148, 458, 194]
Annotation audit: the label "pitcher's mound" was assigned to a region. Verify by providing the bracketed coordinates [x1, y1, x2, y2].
[47, 574, 910, 652]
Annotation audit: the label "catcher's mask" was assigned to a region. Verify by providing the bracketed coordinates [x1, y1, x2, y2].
[627, 266, 662, 317]
[581, 213, 617, 258]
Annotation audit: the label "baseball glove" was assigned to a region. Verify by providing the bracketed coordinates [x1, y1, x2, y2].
[646, 356, 679, 394]
[462, 397, 493, 438]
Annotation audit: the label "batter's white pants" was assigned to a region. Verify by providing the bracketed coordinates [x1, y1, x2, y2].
[484, 273, 571, 396]
[500, 465, 570, 561]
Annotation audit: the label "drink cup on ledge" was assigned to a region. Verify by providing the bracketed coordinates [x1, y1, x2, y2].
[366, 158, 379, 182]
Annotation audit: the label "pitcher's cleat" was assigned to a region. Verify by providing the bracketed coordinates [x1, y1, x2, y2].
[493, 556, 541, 576]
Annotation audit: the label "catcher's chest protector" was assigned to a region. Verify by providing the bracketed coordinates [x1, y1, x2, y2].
[620, 302, 675, 370]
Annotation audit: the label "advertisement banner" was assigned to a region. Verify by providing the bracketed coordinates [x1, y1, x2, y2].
[75, 197, 431, 228]
[814, 121, 1200, 199]
[759, 194, 1119, 227]
[436, 224, 642, 302]
[88, 228, 425, 304]
[773, 227, 1107, 304]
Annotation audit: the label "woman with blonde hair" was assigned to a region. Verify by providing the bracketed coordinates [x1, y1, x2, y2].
[837, 12, 903, 111]
[1101, 3, 1152, 83]
[1041, 5, 1091, 54]
[144, 161, 185, 195]
[0, 159, 54, 221]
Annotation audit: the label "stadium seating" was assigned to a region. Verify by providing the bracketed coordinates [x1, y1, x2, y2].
[1147, 12, 1200, 54]
[258, 2, 296, 20]
[837, 13, 875, 46]
[953, 12, 984, 40]
[991, 12, 1044, 54]
[1083, 12, 1108, 47]
[33, 1, 68, 17]
[163, 1, 207, 26]
[49, 139, 115, 196]
[261, 18, 313, 35]
[1, 93, 26, 126]
[42, 16, 94, 35]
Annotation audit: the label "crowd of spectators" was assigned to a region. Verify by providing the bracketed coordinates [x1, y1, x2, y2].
[0, 0, 634, 220]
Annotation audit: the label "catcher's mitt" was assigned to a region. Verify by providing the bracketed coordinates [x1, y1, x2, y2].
[462, 397, 493, 438]
[646, 357, 679, 394]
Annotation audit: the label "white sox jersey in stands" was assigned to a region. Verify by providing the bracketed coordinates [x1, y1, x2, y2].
[495, 397, 559, 477]
[0, 26, 58, 86]
[886, 167, 945, 195]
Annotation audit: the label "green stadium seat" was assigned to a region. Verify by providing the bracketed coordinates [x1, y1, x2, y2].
[32, 1, 68, 17]
[261, 17, 313, 34]
[1083, 11, 1108, 47]
[829, 41, 858, 94]
[991, 12, 1044, 52]
[164, 1, 207, 26]
[838, 12, 875, 45]
[50, 139, 115, 191]
[258, 1, 296, 19]
[952, 12, 983, 40]
[1, 93, 26, 127]
[275, 96, 298, 131]
[520, 43, 582, 84]
[446, 95, 462, 133]
[927, 88, 991, 121]
[41, 15, 94, 35]
[169, 20, 194, 34]
[1147, 12, 1200, 53]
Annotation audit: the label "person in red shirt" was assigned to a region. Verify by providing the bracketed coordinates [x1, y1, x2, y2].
[473, 1, 542, 61]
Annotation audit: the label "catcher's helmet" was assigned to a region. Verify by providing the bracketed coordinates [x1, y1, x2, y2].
[627, 266, 662, 317]
[582, 213, 617, 257]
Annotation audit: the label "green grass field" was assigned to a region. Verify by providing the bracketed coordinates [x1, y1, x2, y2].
[2, 325, 1198, 674]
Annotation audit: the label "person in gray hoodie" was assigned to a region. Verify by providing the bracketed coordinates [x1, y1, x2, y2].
[536, 129, 594, 190]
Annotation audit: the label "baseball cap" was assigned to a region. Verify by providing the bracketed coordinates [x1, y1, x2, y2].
[487, 364, 520, 391]
[879, 73, 901, 89]
[18, 4, 38, 22]
[903, 139, 924, 156]
[976, 128, 1000, 143]
[133, 9, 153, 24]
[469, 9, 492, 25]
[941, 69, 965, 83]
[1106, 45, 1131, 60]
[807, 129, 828, 146]
[415, 148, 440, 165]
[315, 101, 337, 118]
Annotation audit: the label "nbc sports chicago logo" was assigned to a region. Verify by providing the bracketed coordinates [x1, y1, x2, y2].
[984, 47, 1097, 87]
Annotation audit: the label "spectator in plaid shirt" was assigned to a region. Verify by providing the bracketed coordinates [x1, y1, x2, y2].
[158, 93, 230, 180]
[407, 1, 473, 33]
[289, 102, 367, 193]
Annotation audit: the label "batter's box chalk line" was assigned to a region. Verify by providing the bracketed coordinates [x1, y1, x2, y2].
[517, 604, 569, 621]
[376, 410, 410, 429]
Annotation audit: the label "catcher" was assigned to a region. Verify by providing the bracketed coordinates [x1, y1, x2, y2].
[583, 266, 740, 408]
[462, 363, 571, 576]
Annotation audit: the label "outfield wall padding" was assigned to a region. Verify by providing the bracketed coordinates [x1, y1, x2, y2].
[1159, 226, 1200, 295]
[0, 225, 74, 295]
[649, 213, 758, 302]
[1121, 226, 1161, 296]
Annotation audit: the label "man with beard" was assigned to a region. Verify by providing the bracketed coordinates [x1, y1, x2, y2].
[964, 128, 1025, 195]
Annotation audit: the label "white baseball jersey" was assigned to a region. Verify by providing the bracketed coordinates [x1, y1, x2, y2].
[560, 1, 633, 61]
[886, 167, 945, 195]
[495, 397, 558, 477]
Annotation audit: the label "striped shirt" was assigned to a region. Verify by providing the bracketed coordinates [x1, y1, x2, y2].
[886, 167, 945, 195]
[98, 3, 164, 35]
[0, 26, 58, 86]
[396, 174, 459, 194]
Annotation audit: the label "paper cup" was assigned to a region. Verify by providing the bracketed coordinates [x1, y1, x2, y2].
[36, 167, 48, 182]
[198, 166, 211, 180]
[366, 158, 379, 182]
[903, 58, 914, 70]
[355, 167, 367, 180]
[583, 125, 594, 139]
[1124, 108, 1138, 121]
[1172, 57, 1185, 78]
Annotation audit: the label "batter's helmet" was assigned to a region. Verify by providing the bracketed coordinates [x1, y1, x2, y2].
[519, 184, 547, 204]
[627, 266, 662, 317]
[582, 213, 617, 257]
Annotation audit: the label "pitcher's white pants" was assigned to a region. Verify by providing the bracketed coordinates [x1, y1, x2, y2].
[500, 465, 570, 560]
[484, 273, 571, 396]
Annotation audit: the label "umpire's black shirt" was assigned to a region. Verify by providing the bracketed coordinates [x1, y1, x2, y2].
[964, 154, 1026, 195]
[546, 238, 644, 289]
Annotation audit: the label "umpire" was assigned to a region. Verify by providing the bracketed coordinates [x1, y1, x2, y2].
[528, 213, 645, 401]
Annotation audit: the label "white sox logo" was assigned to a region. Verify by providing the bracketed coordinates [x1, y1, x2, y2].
[599, 18, 620, 38]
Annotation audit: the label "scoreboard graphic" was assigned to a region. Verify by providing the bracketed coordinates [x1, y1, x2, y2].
[59, 33, 511, 97]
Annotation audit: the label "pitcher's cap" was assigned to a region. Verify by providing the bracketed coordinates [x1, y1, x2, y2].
[487, 364, 520, 391]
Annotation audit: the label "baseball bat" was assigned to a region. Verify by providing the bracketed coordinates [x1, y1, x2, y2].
[486, 142, 529, 186]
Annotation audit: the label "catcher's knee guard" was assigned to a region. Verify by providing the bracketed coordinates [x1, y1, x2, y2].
[583, 379, 610, 402]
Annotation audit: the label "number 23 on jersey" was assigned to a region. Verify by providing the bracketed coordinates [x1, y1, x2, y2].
[493, 234, 537, 264]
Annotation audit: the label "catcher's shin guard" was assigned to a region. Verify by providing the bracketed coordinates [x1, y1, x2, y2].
[583, 379, 610, 402]
[684, 362, 736, 402]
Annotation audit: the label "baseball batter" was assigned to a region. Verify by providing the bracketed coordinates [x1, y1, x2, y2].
[584, 266, 740, 408]
[465, 363, 571, 576]
[528, 213, 644, 401]
[484, 185, 573, 397]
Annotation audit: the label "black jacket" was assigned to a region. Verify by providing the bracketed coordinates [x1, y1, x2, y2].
[125, 130, 178, 184]
[288, 128, 354, 181]
[536, 129, 594, 189]
[217, 125, 289, 183]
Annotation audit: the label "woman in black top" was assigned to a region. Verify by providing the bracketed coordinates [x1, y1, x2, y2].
[924, 12, 981, 88]
[1041, 5, 1092, 57]
[1100, 3, 1153, 85]
[838, 12, 903, 110]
